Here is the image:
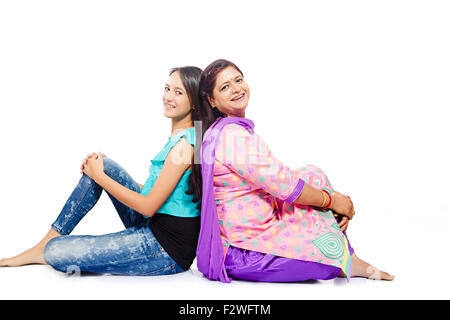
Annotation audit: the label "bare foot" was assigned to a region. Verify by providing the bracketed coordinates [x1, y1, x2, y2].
[0, 246, 46, 267]
[340, 254, 395, 281]
[0, 228, 60, 267]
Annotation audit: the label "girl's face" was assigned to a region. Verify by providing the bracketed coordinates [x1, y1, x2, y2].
[208, 66, 250, 117]
[163, 71, 192, 120]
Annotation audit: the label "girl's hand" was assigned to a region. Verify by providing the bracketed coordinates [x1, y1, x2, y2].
[81, 152, 105, 182]
[80, 152, 107, 174]
[80, 152, 96, 174]
[329, 191, 355, 220]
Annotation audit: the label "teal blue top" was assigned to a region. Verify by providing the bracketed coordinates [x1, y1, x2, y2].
[140, 127, 200, 218]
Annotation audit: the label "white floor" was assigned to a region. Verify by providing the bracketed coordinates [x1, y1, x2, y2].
[1, 205, 448, 300]
[0, 253, 445, 300]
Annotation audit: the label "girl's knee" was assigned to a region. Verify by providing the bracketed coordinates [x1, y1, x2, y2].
[102, 157, 127, 181]
[43, 237, 73, 273]
[102, 158, 138, 192]
[102, 157, 119, 175]
[43, 237, 62, 268]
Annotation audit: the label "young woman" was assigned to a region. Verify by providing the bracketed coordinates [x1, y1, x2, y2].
[0, 66, 204, 276]
[195, 59, 394, 283]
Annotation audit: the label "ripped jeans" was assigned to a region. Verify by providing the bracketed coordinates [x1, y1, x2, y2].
[43, 157, 184, 275]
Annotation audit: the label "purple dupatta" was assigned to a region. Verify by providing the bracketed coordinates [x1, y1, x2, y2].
[196, 116, 255, 283]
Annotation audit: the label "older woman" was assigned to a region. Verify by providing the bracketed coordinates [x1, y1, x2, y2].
[195, 59, 394, 283]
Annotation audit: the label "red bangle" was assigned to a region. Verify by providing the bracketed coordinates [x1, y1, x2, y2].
[322, 189, 332, 210]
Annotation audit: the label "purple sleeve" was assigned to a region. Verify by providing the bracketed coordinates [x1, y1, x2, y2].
[283, 178, 306, 203]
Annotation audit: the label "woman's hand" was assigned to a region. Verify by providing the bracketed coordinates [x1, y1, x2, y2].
[81, 152, 106, 182]
[334, 214, 350, 233]
[329, 191, 354, 220]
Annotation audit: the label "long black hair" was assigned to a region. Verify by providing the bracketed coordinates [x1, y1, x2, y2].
[170, 66, 204, 210]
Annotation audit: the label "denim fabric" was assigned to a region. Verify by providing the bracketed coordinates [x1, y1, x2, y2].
[44, 157, 185, 275]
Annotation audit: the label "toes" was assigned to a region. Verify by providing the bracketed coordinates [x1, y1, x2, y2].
[0, 258, 10, 267]
[365, 265, 395, 281]
[382, 272, 395, 281]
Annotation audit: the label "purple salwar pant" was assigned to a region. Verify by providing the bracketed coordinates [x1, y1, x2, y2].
[225, 233, 354, 282]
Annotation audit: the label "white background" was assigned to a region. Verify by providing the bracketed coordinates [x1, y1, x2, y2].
[0, 0, 449, 299]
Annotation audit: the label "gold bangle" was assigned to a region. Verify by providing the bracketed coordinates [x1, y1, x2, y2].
[320, 190, 327, 207]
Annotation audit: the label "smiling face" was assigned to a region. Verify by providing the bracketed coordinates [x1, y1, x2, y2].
[208, 66, 250, 117]
[163, 71, 193, 120]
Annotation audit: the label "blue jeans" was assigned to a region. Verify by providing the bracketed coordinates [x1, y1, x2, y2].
[43, 157, 184, 276]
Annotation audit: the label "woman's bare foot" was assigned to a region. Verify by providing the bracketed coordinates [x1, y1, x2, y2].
[340, 253, 395, 281]
[0, 228, 61, 267]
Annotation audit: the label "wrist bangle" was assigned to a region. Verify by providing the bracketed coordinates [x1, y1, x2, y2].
[322, 189, 332, 210]
[319, 190, 326, 207]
